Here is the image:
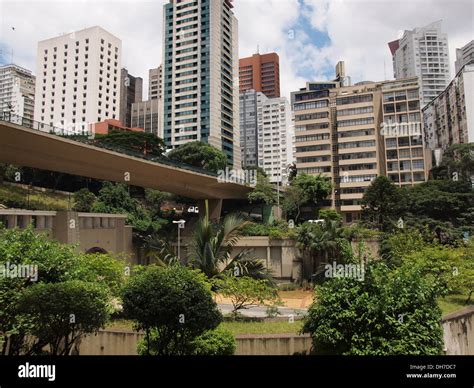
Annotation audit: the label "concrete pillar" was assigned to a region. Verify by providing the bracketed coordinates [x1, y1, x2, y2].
[198, 199, 223, 221]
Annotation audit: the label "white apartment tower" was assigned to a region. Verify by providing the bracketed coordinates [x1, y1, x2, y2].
[0, 64, 35, 123]
[34, 26, 122, 133]
[389, 20, 450, 107]
[162, 0, 240, 167]
[257, 96, 294, 184]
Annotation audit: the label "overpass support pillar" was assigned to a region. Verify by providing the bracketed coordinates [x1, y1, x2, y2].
[198, 199, 223, 221]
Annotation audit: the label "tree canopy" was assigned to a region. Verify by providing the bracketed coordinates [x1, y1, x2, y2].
[167, 141, 228, 173]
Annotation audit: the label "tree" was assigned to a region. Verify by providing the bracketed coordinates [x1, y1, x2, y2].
[167, 141, 228, 173]
[73, 188, 96, 212]
[213, 275, 280, 314]
[18, 280, 109, 355]
[302, 261, 444, 355]
[93, 130, 166, 158]
[296, 221, 351, 281]
[188, 210, 272, 282]
[0, 227, 124, 355]
[361, 176, 405, 231]
[282, 173, 332, 223]
[318, 209, 342, 223]
[122, 265, 222, 355]
[247, 172, 277, 218]
[431, 143, 474, 181]
[287, 163, 297, 183]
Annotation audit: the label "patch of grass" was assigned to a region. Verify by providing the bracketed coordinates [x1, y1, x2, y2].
[438, 294, 472, 316]
[220, 320, 304, 335]
[106, 319, 304, 335]
[0, 184, 71, 211]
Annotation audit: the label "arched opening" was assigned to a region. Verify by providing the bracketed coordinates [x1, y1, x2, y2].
[86, 247, 108, 254]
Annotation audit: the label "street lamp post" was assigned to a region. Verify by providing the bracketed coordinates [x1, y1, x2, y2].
[173, 219, 186, 260]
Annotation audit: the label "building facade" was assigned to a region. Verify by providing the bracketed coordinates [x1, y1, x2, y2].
[34, 26, 122, 134]
[0, 64, 35, 124]
[257, 96, 294, 184]
[389, 20, 450, 107]
[455, 40, 474, 74]
[149, 65, 162, 100]
[423, 63, 474, 156]
[92, 118, 144, 135]
[131, 99, 162, 137]
[239, 89, 265, 168]
[162, 0, 240, 167]
[119, 68, 143, 128]
[292, 69, 430, 223]
[239, 52, 280, 98]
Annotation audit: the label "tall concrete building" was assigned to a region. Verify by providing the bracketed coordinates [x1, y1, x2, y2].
[257, 95, 294, 184]
[34, 26, 122, 133]
[149, 65, 162, 100]
[239, 52, 280, 98]
[455, 40, 474, 74]
[239, 89, 265, 168]
[388, 20, 450, 107]
[131, 99, 162, 137]
[0, 64, 35, 124]
[292, 64, 430, 223]
[162, 0, 240, 167]
[423, 63, 474, 158]
[120, 68, 143, 128]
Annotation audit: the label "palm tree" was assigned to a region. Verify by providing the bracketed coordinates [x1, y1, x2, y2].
[188, 204, 273, 282]
[297, 220, 342, 281]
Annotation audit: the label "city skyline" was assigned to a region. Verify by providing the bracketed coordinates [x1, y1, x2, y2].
[1, 0, 472, 102]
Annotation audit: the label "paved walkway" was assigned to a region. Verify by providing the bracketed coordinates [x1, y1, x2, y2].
[218, 303, 307, 318]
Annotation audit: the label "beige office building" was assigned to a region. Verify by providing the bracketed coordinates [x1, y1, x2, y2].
[292, 66, 430, 223]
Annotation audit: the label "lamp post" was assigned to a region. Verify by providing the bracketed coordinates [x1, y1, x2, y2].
[173, 219, 186, 260]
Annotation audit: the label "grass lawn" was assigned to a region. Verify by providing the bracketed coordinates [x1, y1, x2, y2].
[0, 183, 71, 211]
[106, 319, 304, 335]
[438, 294, 472, 316]
[221, 320, 304, 335]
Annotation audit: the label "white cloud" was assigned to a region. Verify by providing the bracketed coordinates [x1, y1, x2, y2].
[303, 0, 474, 83]
[0, 0, 472, 102]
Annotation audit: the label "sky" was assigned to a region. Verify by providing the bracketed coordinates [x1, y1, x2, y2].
[0, 0, 473, 101]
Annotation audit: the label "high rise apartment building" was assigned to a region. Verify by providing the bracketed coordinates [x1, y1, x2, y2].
[292, 66, 430, 223]
[389, 20, 450, 107]
[455, 40, 474, 74]
[34, 26, 122, 133]
[149, 65, 162, 100]
[162, 0, 240, 167]
[240, 89, 265, 168]
[0, 64, 35, 124]
[120, 68, 143, 128]
[423, 63, 474, 154]
[257, 95, 294, 183]
[239, 52, 280, 98]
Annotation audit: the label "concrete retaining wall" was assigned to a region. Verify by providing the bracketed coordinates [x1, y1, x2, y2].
[442, 306, 474, 355]
[77, 329, 312, 356]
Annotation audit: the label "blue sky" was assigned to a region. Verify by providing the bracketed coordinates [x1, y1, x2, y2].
[1, 0, 473, 100]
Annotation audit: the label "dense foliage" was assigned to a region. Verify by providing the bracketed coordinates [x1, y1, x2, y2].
[302, 261, 444, 355]
[122, 265, 222, 355]
[167, 141, 228, 173]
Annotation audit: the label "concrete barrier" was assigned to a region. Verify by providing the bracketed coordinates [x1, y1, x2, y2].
[442, 306, 474, 355]
[77, 329, 312, 356]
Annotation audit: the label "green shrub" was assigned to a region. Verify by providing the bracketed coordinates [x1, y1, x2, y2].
[191, 327, 236, 355]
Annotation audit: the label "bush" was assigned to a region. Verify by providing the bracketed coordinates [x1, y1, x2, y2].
[122, 265, 222, 355]
[18, 280, 110, 355]
[302, 261, 444, 355]
[73, 188, 96, 212]
[191, 327, 236, 355]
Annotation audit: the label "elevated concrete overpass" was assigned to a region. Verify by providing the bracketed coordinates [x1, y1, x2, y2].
[0, 120, 251, 215]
